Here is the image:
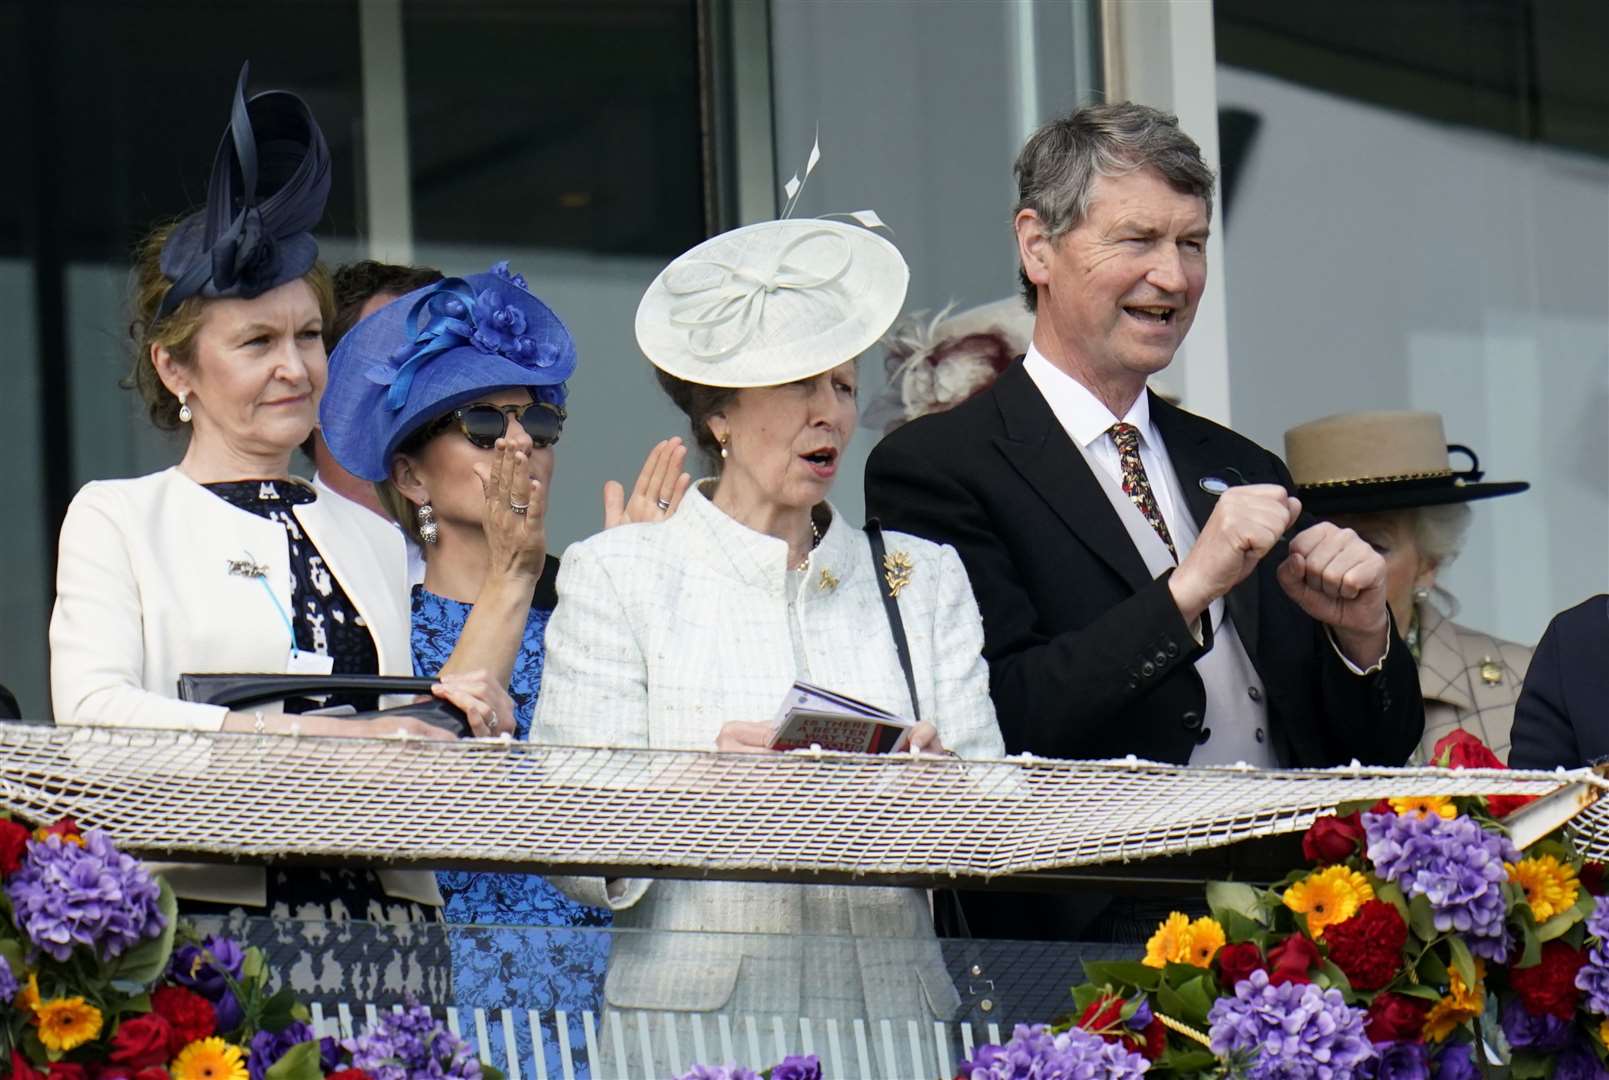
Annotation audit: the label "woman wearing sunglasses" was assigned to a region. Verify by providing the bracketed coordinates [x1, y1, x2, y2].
[320, 261, 685, 1071]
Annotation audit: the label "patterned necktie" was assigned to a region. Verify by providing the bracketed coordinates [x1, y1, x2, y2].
[1109, 422, 1178, 562]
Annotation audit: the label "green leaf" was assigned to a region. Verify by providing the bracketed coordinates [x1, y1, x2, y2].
[242, 946, 265, 981]
[1316, 960, 1356, 1003]
[1510, 1051, 1553, 1079]
[1217, 908, 1265, 945]
[1375, 881, 1411, 925]
[108, 878, 178, 986]
[1447, 935, 1478, 990]
[1081, 960, 1160, 991]
[0, 938, 23, 973]
[1207, 882, 1267, 926]
[1537, 906, 1584, 943]
[1395, 983, 1444, 1002]
[1156, 1047, 1219, 1072]
[1070, 983, 1106, 1015]
[1516, 905, 1543, 969]
[257, 987, 303, 1033]
[263, 1041, 326, 1080]
[1408, 894, 1439, 942]
[480, 1065, 505, 1080]
[1416, 948, 1449, 987]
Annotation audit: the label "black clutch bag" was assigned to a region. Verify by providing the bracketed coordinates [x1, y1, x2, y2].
[176, 674, 469, 737]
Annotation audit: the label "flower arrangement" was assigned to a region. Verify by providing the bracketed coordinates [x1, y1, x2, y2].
[674, 1053, 821, 1079]
[954, 730, 1602, 1078]
[0, 815, 503, 1080]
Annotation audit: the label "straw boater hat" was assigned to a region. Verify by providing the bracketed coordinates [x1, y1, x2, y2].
[1283, 410, 1529, 515]
[635, 142, 909, 387]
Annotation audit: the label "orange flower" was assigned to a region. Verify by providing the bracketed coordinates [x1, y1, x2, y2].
[1423, 961, 1485, 1043]
[1282, 865, 1374, 938]
[1389, 796, 1457, 821]
[1507, 855, 1579, 923]
[1143, 911, 1192, 968]
[35, 995, 102, 1052]
[1181, 917, 1227, 967]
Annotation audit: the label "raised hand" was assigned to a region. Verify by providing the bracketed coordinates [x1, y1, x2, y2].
[1169, 484, 1300, 624]
[604, 437, 692, 530]
[1277, 521, 1391, 667]
[475, 438, 547, 582]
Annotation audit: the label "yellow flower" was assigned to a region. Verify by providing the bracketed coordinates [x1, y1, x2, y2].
[1283, 865, 1374, 938]
[1143, 911, 1192, 968]
[1423, 961, 1485, 1043]
[1390, 796, 1457, 820]
[1181, 916, 1227, 967]
[1507, 854, 1580, 923]
[35, 995, 103, 1053]
[15, 972, 40, 1015]
[1599, 1016, 1609, 1048]
[171, 1038, 250, 1080]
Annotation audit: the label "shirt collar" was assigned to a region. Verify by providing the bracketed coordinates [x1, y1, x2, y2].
[1022, 343, 1156, 452]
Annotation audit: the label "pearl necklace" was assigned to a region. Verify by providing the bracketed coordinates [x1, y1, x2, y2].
[794, 519, 822, 572]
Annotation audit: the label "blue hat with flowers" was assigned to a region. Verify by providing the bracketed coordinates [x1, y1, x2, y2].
[320, 261, 577, 482]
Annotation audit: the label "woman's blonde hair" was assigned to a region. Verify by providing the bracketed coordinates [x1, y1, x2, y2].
[125, 221, 335, 430]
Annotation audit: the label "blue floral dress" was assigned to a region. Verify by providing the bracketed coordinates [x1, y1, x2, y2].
[410, 558, 610, 1075]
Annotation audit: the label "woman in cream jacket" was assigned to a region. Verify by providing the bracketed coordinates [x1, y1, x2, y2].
[535, 193, 1005, 1076]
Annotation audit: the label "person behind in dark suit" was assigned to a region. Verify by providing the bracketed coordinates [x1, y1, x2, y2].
[1508, 595, 1609, 770]
[864, 102, 1423, 944]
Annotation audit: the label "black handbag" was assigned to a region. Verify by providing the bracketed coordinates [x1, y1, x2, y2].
[864, 520, 972, 940]
[176, 673, 469, 737]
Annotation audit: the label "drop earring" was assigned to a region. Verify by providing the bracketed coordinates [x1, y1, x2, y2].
[719, 434, 730, 461]
[417, 503, 439, 545]
[178, 392, 192, 424]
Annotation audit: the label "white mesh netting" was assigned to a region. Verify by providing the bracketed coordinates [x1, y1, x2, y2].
[2, 724, 1605, 881]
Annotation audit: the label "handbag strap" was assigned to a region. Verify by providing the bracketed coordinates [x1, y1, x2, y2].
[864, 519, 921, 724]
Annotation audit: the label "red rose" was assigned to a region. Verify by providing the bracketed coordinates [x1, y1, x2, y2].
[0, 819, 29, 875]
[1510, 940, 1586, 1021]
[1078, 994, 1123, 1031]
[1366, 992, 1430, 1042]
[1582, 863, 1608, 897]
[1076, 994, 1165, 1060]
[11, 1052, 48, 1080]
[1323, 900, 1408, 991]
[109, 1013, 173, 1069]
[1302, 813, 1366, 864]
[48, 1065, 89, 1080]
[1488, 794, 1538, 818]
[1216, 942, 1266, 987]
[1267, 934, 1321, 986]
[150, 985, 215, 1055]
[326, 1071, 372, 1080]
[1432, 730, 1505, 770]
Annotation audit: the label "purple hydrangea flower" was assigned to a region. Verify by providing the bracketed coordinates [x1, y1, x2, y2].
[1556, 1039, 1609, 1080]
[768, 1055, 822, 1080]
[1575, 901, 1609, 1014]
[1367, 1041, 1430, 1080]
[1432, 1044, 1478, 1080]
[344, 1001, 482, 1080]
[1207, 970, 1374, 1079]
[1500, 997, 1572, 1052]
[0, 955, 16, 1002]
[248, 1021, 320, 1080]
[674, 1067, 761, 1080]
[958, 1022, 1149, 1079]
[5, 830, 165, 962]
[1361, 811, 1518, 961]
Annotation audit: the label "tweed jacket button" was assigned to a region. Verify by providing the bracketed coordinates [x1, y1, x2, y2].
[1141, 661, 1155, 677]
[1181, 710, 1202, 731]
[1247, 686, 1263, 703]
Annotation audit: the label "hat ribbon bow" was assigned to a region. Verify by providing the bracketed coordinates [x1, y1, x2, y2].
[665, 227, 852, 359]
[365, 278, 480, 412]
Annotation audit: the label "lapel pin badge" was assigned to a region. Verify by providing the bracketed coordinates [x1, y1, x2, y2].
[883, 550, 914, 599]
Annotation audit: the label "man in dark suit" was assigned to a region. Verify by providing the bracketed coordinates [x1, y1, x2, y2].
[1509, 595, 1609, 770]
[865, 102, 1423, 944]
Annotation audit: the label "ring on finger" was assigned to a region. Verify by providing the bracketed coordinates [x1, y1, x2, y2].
[655, 497, 672, 511]
[510, 499, 530, 515]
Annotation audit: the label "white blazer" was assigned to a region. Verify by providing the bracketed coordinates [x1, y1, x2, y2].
[535, 484, 1004, 1017]
[49, 466, 439, 906]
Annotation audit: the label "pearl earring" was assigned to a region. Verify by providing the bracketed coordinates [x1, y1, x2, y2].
[178, 392, 192, 424]
[417, 503, 439, 545]
[719, 434, 729, 461]
[1413, 587, 1430, 603]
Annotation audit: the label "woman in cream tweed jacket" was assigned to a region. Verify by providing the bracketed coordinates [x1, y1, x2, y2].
[534, 194, 1005, 1073]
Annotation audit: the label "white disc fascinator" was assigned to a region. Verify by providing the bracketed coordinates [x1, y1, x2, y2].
[636, 138, 910, 388]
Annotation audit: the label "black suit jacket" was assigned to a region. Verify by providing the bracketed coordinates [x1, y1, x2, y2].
[865, 363, 1423, 940]
[1508, 595, 1609, 770]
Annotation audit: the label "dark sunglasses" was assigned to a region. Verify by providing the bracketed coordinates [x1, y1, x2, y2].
[426, 400, 566, 450]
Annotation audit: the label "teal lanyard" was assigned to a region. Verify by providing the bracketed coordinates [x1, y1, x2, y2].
[254, 572, 300, 658]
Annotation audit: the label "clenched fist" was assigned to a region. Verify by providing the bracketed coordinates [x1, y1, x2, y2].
[1169, 484, 1299, 624]
[1276, 521, 1390, 668]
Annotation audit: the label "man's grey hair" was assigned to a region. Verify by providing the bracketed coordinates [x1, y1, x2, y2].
[1014, 102, 1217, 311]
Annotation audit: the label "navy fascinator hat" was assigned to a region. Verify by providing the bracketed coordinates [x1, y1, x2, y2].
[156, 62, 331, 318]
[321, 262, 578, 482]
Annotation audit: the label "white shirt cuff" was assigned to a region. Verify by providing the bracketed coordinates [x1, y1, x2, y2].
[1327, 628, 1388, 675]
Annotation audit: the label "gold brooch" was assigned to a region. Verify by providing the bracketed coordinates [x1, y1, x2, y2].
[817, 568, 839, 592]
[1479, 657, 1503, 686]
[883, 550, 914, 599]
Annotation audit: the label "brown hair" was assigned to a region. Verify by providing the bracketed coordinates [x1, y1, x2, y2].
[125, 221, 335, 431]
[326, 259, 444, 353]
[654, 367, 738, 471]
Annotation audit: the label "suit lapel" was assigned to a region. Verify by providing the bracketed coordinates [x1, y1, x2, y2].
[1149, 394, 1263, 658]
[990, 364, 1152, 593]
